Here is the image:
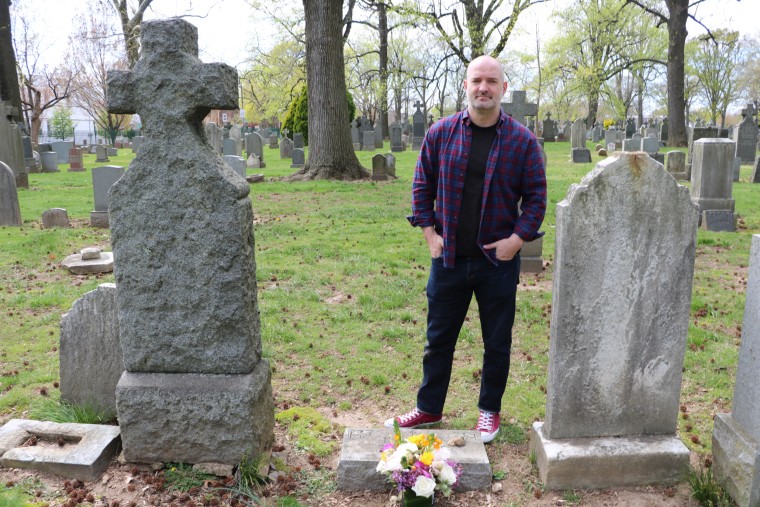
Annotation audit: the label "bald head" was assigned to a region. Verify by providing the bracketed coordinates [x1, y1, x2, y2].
[464, 56, 507, 126]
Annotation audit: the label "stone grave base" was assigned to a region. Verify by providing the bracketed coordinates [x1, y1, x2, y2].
[571, 148, 591, 163]
[116, 361, 274, 465]
[530, 422, 689, 490]
[337, 428, 491, 492]
[712, 413, 760, 507]
[0, 419, 120, 481]
[520, 236, 543, 273]
[692, 197, 735, 215]
[90, 210, 110, 228]
[61, 251, 113, 274]
[701, 210, 736, 232]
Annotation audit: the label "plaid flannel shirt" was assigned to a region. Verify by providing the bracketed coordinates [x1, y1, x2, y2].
[407, 109, 547, 268]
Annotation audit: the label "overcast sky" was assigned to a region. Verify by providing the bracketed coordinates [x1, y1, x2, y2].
[11, 0, 760, 70]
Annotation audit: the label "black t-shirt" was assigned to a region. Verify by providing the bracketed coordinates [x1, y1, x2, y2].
[455, 122, 497, 257]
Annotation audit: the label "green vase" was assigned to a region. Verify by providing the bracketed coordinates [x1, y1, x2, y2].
[402, 489, 434, 507]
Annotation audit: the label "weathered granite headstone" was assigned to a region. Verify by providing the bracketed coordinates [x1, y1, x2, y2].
[690, 138, 736, 230]
[622, 139, 638, 152]
[374, 122, 383, 149]
[390, 124, 402, 152]
[246, 153, 260, 169]
[665, 151, 687, 180]
[701, 210, 736, 232]
[293, 133, 304, 150]
[40, 151, 59, 172]
[204, 122, 222, 154]
[362, 131, 374, 151]
[591, 125, 601, 143]
[0, 161, 22, 226]
[246, 132, 265, 168]
[222, 137, 239, 157]
[95, 144, 110, 163]
[733, 103, 758, 163]
[604, 128, 616, 150]
[542, 112, 556, 142]
[501, 90, 537, 126]
[68, 148, 84, 171]
[42, 208, 70, 228]
[625, 118, 636, 138]
[412, 101, 425, 150]
[131, 136, 144, 153]
[713, 235, 760, 507]
[107, 147, 118, 157]
[279, 137, 293, 159]
[91, 165, 125, 228]
[385, 153, 396, 178]
[570, 119, 589, 163]
[22, 136, 38, 172]
[60, 283, 122, 414]
[0, 102, 27, 188]
[0, 419, 120, 481]
[371, 153, 388, 181]
[337, 428, 491, 492]
[268, 133, 278, 149]
[571, 147, 591, 163]
[753, 157, 760, 184]
[688, 126, 729, 167]
[106, 18, 274, 465]
[640, 137, 659, 154]
[223, 155, 247, 178]
[732, 156, 741, 183]
[51, 141, 74, 163]
[229, 125, 242, 144]
[659, 117, 669, 142]
[520, 236, 543, 272]
[291, 148, 305, 168]
[530, 152, 697, 490]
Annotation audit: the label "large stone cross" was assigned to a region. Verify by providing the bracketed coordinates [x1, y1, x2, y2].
[413, 100, 424, 115]
[501, 90, 538, 126]
[107, 18, 237, 138]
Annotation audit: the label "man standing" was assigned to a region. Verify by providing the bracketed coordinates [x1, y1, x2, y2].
[384, 56, 546, 443]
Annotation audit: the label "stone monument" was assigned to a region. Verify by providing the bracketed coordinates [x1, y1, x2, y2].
[106, 18, 274, 465]
[530, 153, 697, 490]
[0, 161, 21, 226]
[690, 138, 736, 231]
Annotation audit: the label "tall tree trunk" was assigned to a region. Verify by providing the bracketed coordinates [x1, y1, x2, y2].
[377, 1, 389, 138]
[636, 75, 644, 126]
[0, 0, 23, 123]
[291, 0, 368, 180]
[665, 0, 688, 146]
[586, 88, 599, 128]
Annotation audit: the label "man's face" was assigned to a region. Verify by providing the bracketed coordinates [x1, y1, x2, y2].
[464, 59, 507, 113]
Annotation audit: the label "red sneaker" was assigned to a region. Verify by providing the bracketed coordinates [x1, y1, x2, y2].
[384, 408, 442, 429]
[475, 410, 500, 443]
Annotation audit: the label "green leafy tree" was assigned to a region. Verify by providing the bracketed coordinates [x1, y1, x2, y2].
[282, 84, 356, 146]
[690, 29, 741, 128]
[50, 107, 75, 140]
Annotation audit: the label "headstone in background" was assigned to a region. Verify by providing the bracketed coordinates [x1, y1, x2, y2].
[690, 138, 736, 231]
[520, 236, 543, 273]
[60, 283, 122, 415]
[107, 147, 118, 157]
[95, 145, 110, 163]
[665, 151, 687, 180]
[713, 234, 760, 507]
[293, 133, 304, 150]
[659, 117, 669, 142]
[362, 131, 374, 151]
[701, 210, 736, 232]
[229, 125, 242, 144]
[385, 153, 396, 178]
[68, 148, 84, 171]
[591, 125, 601, 143]
[390, 124, 403, 152]
[641, 137, 659, 155]
[90, 165, 125, 228]
[646, 127, 657, 139]
[622, 139, 638, 152]
[51, 141, 74, 164]
[732, 156, 741, 182]
[246, 153, 260, 169]
[41, 208, 70, 228]
[733, 103, 758, 164]
[351, 120, 360, 145]
[562, 121, 571, 141]
[688, 126, 729, 168]
[625, 118, 636, 137]
[531, 152, 697, 489]
[374, 122, 383, 149]
[223, 154, 247, 179]
[0, 102, 29, 189]
[0, 161, 22, 226]
[131, 136, 144, 154]
[571, 147, 591, 163]
[412, 101, 425, 151]
[248, 132, 265, 168]
[371, 153, 388, 181]
[291, 148, 305, 168]
[279, 137, 293, 159]
[753, 157, 760, 184]
[40, 151, 59, 172]
[542, 112, 556, 142]
[604, 128, 616, 150]
[22, 136, 38, 173]
[268, 133, 278, 149]
[106, 18, 274, 464]
[222, 138, 238, 157]
[501, 90, 537, 126]
[89, 145, 98, 154]
[204, 122, 222, 154]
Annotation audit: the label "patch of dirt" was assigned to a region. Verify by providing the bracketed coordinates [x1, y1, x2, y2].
[1, 408, 703, 506]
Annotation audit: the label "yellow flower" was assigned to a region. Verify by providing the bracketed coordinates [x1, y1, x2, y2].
[407, 435, 424, 446]
[419, 452, 434, 466]
[394, 434, 400, 441]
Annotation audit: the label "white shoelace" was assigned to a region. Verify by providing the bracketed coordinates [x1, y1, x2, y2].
[398, 408, 422, 424]
[476, 411, 494, 430]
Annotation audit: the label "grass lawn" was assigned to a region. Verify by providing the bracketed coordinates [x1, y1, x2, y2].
[1, 140, 758, 505]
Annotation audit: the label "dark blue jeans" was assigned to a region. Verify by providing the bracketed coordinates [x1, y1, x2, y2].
[417, 255, 519, 415]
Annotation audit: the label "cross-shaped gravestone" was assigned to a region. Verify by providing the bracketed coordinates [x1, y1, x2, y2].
[105, 18, 274, 466]
[501, 90, 538, 126]
[414, 100, 424, 115]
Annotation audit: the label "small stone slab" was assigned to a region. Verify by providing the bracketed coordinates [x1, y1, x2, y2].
[571, 147, 591, 163]
[701, 210, 736, 232]
[0, 419, 120, 481]
[336, 428, 491, 492]
[61, 251, 114, 274]
[41, 208, 70, 228]
[712, 413, 760, 507]
[530, 422, 689, 490]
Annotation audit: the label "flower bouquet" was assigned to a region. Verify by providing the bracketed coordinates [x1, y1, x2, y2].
[377, 420, 462, 506]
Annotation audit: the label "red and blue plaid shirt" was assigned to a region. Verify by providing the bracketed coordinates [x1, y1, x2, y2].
[408, 109, 547, 267]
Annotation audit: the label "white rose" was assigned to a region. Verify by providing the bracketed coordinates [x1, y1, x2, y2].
[412, 476, 437, 498]
[385, 451, 404, 472]
[439, 464, 457, 485]
[376, 459, 388, 473]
